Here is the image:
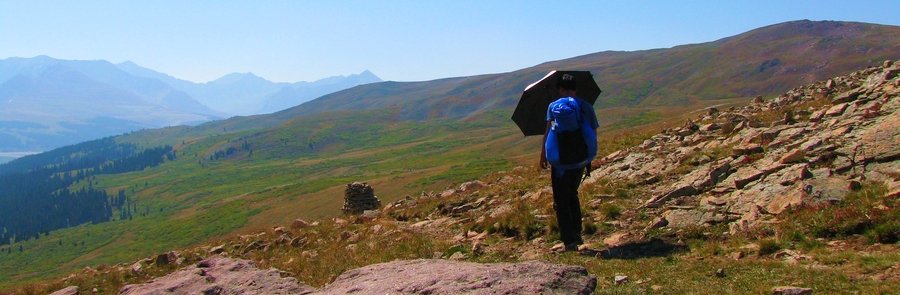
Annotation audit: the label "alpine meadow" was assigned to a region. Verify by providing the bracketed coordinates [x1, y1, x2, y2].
[2, 20, 900, 294]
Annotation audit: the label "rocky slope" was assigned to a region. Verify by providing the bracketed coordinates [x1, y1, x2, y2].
[42, 60, 900, 294]
[590, 59, 900, 235]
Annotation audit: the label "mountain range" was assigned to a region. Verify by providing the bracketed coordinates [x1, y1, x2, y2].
[1, 19, 900, 289]
[4, 20, 897, 155]
[0, 57, 382, 152]
[115, 62, 382, 115]
[273, 20, 900, 124]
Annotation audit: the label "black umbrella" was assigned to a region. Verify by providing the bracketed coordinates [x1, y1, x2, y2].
[512, 70, 602, 136]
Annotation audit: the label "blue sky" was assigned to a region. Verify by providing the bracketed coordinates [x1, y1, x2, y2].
[1, 1, 897, 83]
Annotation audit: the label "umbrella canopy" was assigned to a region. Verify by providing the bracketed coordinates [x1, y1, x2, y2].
[512, 70, 602, 136]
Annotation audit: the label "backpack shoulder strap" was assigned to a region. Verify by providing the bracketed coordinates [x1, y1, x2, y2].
[570, 97, 584, 125]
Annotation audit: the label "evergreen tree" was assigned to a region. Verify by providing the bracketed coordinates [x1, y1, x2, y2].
[0, 141, 173, 241]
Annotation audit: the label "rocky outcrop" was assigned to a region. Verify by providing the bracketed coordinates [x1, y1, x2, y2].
[588, 60, 900, 231]
[115, 257, 596, 295]
[49, 286, 79, 295]
[118, 256, 316, 295]
[317, 259, 596, 295]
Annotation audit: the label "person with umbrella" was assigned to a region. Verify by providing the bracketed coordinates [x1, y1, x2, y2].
[514, 71, 600, 251]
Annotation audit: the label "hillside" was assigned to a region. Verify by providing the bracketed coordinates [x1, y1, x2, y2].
[281, 20, 900, 121]
[13, 58, 900, 295]
[1, 19, 900, 292]
[109, 20, 900, 137]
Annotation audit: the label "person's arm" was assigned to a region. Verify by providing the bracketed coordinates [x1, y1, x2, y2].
[539, 121, 551, 170]
[584, 127, 597, 179]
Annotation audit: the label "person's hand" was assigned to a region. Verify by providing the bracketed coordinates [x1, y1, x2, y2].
[539, 158, 549, 170]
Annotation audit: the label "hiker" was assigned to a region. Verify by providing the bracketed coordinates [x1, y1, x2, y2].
[539, 74, 599, 251]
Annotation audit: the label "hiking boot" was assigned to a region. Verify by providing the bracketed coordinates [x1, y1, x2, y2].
[574, 237, 584, 246]
[552, 243, 580, 252]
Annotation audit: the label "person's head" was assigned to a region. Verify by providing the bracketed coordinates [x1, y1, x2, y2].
[557, 73, 577, 91]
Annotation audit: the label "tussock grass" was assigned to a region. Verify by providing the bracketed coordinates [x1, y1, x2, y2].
[7, 92, 900, 294]
[9, 161, 900, 295]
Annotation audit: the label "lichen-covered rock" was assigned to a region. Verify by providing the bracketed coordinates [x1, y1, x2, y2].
[582, 61, 900, 232]
[118, 256, 315, 295]
[49, 286, 78, 295]
[316, 259, 596, 295]
[117, 258, 596, 295]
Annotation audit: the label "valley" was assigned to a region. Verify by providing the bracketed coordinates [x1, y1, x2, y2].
[1, 20, 900, 293]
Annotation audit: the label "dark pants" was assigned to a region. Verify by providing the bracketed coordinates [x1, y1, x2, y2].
[551, 166, 584, 245]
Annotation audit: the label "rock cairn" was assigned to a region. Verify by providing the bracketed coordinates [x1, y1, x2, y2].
[587, 60, 900, 232]
[342, 182, 381, 214]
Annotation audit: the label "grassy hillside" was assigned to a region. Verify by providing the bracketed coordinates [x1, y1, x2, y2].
[7, 89, 900, 294]
[2, 19, 898, 290]
[0, 91, 734, 289]
[0, 108, 514, 286]
[280, 20, 900, 122]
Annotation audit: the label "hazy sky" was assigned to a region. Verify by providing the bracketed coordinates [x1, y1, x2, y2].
[1, 1, 897, 83]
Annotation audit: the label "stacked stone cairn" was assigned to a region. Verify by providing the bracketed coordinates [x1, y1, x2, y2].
[342, 182, 381, 214]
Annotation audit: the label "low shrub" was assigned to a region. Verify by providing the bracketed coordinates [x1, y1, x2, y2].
[758, 239, 782, 255]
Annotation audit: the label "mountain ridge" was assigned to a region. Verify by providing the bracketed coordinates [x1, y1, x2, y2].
[279, 20, 899, 125]
[22, 58, 900, 295]
[2, 19, 900, 291]
[0, 56, 383, 153]
[115, 62, 384, 115]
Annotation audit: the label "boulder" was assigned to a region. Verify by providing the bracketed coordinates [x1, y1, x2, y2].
[825, 103, 849, 117]
[662, 209, 730, 227]
[732, 143, 763, 156]
[855, 114, 900, 163]
[772, 286, 813, 294]
[291, 219, 310, 229]
[130, 261, 144, 275]
[774, 164, 813, 186]
[765, 184, 809, 214]
[209, 244, 226, 254]
[317, 260, 596, 295]
[831, 89, 861, 104]
[49, 286, 79, 295]
[644, 184, 697, 208]
[700, 123, 720, 132]
[459, 180, 487, 192]
[808, 109, 827, 122]
[779, 149, 806, 164]
[119, 256, 315, 295]
[155, 253, 169, 266]
[731, 167, 765, 189]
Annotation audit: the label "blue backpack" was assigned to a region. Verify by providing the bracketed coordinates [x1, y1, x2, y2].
[545, 97, 597, 176]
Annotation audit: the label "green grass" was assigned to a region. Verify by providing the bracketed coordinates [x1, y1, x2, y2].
[0, 109, 525, 289]
[5, 84, 886, 292]
[11, 164, 900, 294]
[751, 181, 900, 245]
[0, 103, 745, 291]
